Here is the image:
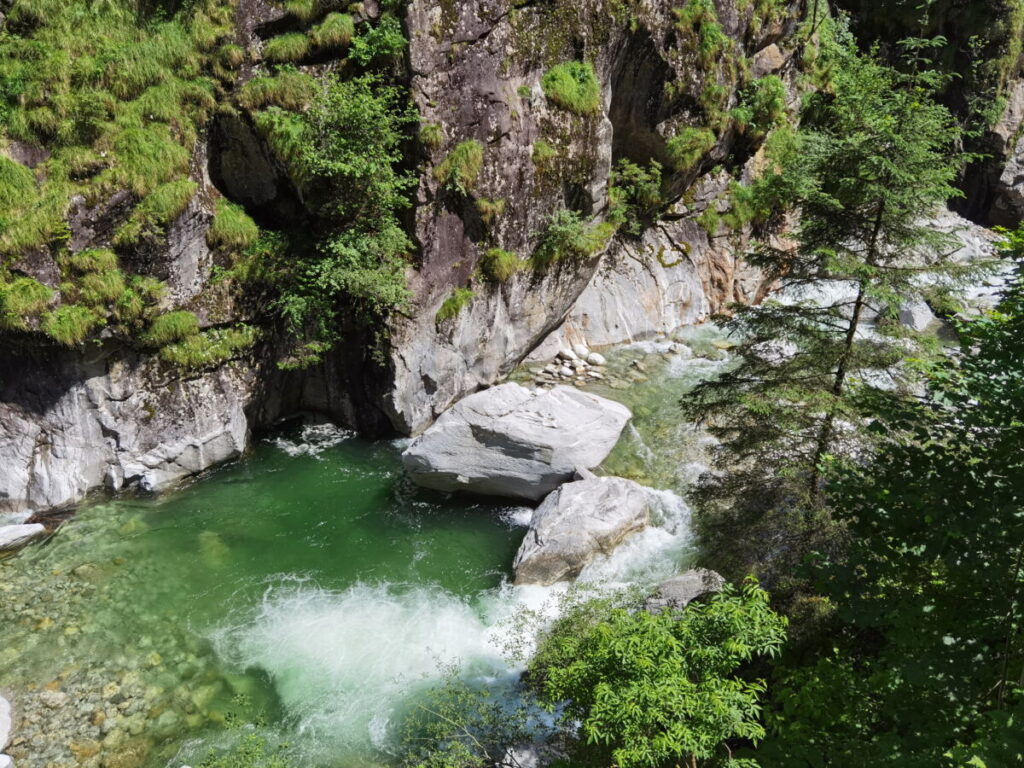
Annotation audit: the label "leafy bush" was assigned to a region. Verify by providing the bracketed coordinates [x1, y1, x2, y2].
[143, 311, 200, 346]
[531, 209, 615, 270]
[434, 140, 485, 195]
[541, 61, 601, 115]
[609, 158, 664, 234]
[732, 75, 787, 140]
[348, 13, 407, 66]
[43, 305, 101, 345]
[263, 32, 311, 63]
[435, 287, 474, 322]
[159, 324, 259, 368]
[666, 127, 716, 172]
[237, 69, 316, 110]
[479, 248, 520, 282]
[310, 13, 356, 48]
[528, 579, 786, 768]
[208, 200, 260, 250]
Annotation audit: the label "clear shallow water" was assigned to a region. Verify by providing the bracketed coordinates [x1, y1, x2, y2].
[0, 359, 712, 768]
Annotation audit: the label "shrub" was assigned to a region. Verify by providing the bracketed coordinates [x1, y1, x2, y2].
[263, 32, 311, 63]
[479, 248, 520, 282]
[609, 158, 664, 234]
[159, 324, 258, 368]
[0, 277, 53, 329]
[666, 127, 716, 172]
[311, 13, 355, 48]
[541, 61, 601, 115]
[433, 139, 484, 195]
[237, 69, 316, 111]
[531, 209, 614, 270]
[43, 305, 101, 345]
[143, 311, 200, 346]
[731, 75, 787, 139]
[207, 200, 260, 250]
[435, 287, 474, 322]
[348, 14, 407, 66]
[475, 198, 505, 226]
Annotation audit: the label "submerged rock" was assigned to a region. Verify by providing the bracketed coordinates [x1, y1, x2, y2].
[644, 568, 726, 613]
[402, 384, 631, 501]
[0, 524, 45, 551]
[513, 476, 649, 585]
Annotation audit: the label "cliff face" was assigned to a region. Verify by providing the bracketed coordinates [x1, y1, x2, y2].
[0, 0, 898, 514]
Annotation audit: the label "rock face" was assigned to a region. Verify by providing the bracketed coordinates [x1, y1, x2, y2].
[513, 476, 650, 585]
[0, 525, 45, 551]
[0, 347, 252, 516]
[644, 569, 726, 613]
[402, 384, 631, 501]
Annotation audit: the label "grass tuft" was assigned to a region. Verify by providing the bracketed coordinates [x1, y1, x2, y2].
[207, 199, 260, 250]
[475, 198, 506, 226]
[436, 287, 474, 322]
[0, 277, 54, 329]
[113, 179, 198, 246]
[479, 248, 520, 282]
[237, 69, 316, 111]
[541, 61, 601, 115]
[666, 128, 717, 173]
[43, 305, 102, 345]
[263, 32, 312, 63]
[434, 140, 485, 195]
[311, 13, 356, 48]
[531, 209, 615, 270]
[143, 311, 200, 346]
[159, 324, 259, 368]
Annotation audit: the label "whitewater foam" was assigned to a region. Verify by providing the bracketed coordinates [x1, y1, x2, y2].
[267, 423, 355, 458]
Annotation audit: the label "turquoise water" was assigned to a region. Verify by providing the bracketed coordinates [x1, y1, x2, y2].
[0, 334, 726, 768]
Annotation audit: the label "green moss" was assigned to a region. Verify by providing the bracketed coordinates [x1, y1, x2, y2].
[0, 277, 53, 329]
[43, 304, 102, 345]
[207, 200, 260, 250]
[541, 61, 601, 115]
[311, 13, 356, 48]
[159, 324, 259, 368]
[143, 311, 201, 346]
[475, 198, 506, 226]
[435, 287, 474, 322]
[263, 32, 312, 63]
[434, 140, 485, 195]
[479, 248, 521, 282]
[113, 179, 199, 246]
[666, 127, 717, 172]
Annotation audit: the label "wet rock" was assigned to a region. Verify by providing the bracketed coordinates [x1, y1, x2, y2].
[402, 384, 632, 501]
[586, 352, 607, 366]
[513, 477, 650, 585]
[0, 524, 45, 551]
[644, 569, 726, 613]
[0, 694, 10, 750]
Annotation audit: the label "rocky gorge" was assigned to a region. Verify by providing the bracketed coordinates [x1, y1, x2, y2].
[2, 0, 1024, 766]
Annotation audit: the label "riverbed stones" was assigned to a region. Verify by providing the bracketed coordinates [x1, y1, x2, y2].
[644, 568, 726, 613]
[0, 525, 44, 551]
[513, 477, 650, 585]
[402, 384, 632, 501]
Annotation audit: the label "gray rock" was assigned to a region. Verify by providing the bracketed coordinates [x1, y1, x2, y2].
[402, 384, 631, 501]
[513, 477, 649, 585]
[644, 569, 726, 613]
[0, 693, 11, 750]
[0, 753, 13, 768]
[0, 525, 44, 551]
[572, 344, 591, 360]
[898, 300, 936, 332]
[586, 352, 607, 366]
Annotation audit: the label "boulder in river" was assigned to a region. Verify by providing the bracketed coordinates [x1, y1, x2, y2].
[898, 299, 937, 332]
[0, 693, 11, 750]
[402, 384, 631, 501]
[644, 568, 726, 613]
[513, 476, 649, 585]
[0, 524, 45, 551]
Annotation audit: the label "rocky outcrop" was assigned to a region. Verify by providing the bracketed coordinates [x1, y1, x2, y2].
[0, 525, 45, 551]
[0, 346, 252, 516]
[644, 568, 726, 613]
[513, 476, 650, 585]
[401, 384, 631, 501]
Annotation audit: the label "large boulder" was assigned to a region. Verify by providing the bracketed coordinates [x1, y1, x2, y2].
[513, 476, 649, 585]
[402, 384, 631, 501]
[0, 524, 45, 551]
[644, 568, 726, 613]
[0, 693, 11, 750]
